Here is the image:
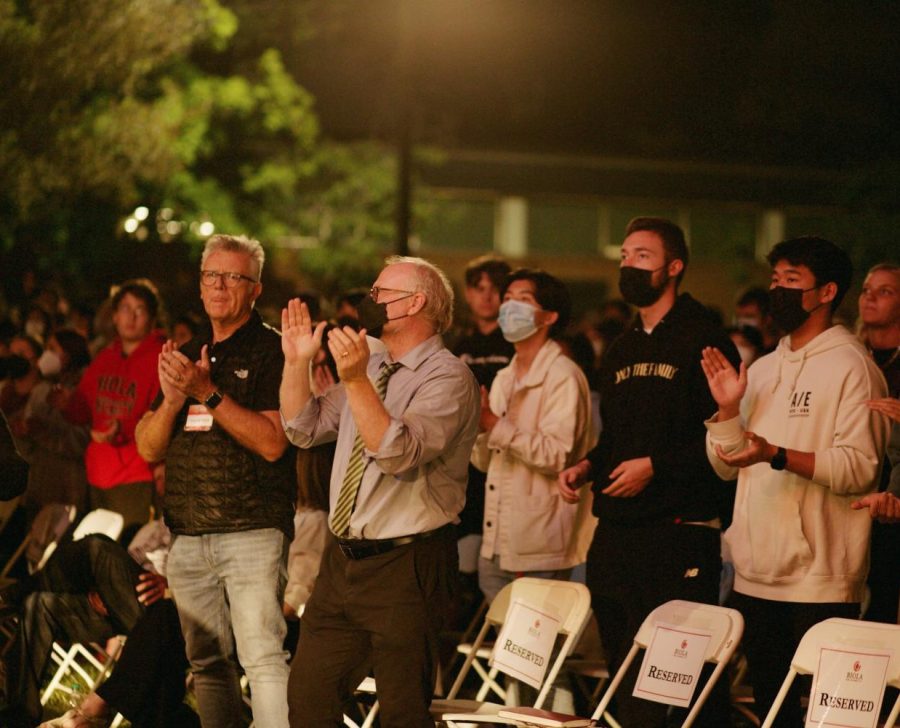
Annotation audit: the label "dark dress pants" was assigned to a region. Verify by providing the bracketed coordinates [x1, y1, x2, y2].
[585, 522, 729, 728]
[288, 527, 457, 728]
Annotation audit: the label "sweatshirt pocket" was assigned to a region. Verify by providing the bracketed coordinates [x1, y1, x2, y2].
[727, 475, 814, 583]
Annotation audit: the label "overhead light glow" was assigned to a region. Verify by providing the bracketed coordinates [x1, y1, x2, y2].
[124, 218, 139, 234]
[134, 206, 149, 221]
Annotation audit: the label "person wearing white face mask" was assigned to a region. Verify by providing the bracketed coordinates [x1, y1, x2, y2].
[472, 269, 596, 603]
[10, 329, 92, 522]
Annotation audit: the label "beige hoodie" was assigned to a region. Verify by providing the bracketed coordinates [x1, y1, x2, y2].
[706, 325, 889, 603]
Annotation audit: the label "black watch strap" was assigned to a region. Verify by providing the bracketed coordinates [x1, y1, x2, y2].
[204, 390, 224, 410]
[770, 446, 787, 471]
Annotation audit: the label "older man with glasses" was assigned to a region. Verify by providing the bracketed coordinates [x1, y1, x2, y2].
[136, 234, 295, 728]
[280, 256, 480, 728]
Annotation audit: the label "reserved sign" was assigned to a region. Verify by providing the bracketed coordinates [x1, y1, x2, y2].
[805, 644, 891, 728]
[633, 622, 713, 708]
[491, 599, 561, 689]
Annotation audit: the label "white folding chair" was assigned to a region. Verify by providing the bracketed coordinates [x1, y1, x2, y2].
[41, 636, 125, 707]
[433, 578, 593, 726]
[72, 508, 124, 542]
[761, 617, 900, 728]
[501, 600, 744, 728]
[1, 503, 77, 585]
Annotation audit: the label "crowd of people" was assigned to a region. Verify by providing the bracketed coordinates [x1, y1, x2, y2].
[0, 219, 897, 728]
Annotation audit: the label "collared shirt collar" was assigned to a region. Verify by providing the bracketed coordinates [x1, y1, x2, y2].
[382, 334, 445, 372]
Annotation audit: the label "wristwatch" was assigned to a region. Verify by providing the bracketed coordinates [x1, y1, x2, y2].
[204, 390, 224, 410]
[770, 446, 788, 471]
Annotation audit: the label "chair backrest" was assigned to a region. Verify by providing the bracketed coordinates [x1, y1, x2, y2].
[593, 600, 744, 728]
[448, 577, 592, 707]
[790, 618, 900, 686]
[761, 618, 900, 728]
[633, 599, 745, 666]
[24, 502, 78, 573]
[72, 508, 124, 542]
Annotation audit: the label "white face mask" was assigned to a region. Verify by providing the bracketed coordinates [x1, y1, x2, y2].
[736, 345, 756, 367]
[498, 300, 540, 343]
[37, 349, 62, 377]
[734, 316, 761, 331]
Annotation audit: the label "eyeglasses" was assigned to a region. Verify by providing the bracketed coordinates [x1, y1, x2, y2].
[369, 286, 415, 303]
[201, 270, 258, 288]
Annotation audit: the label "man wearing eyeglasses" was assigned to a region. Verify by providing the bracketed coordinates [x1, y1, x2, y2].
[280, 256, 480, 728]
[136, 234, 294, 728]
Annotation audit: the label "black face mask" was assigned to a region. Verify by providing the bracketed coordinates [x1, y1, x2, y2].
[618, 265, 668, 308]
[768, 285, 820, 333]
[357, 294, 413, 338]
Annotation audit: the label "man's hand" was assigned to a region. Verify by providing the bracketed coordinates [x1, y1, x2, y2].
[714, 431, 775, 469]
[558, 459, 591, 503]
[136, 571, 169, 606]
[867, 397, 900, 424]
[478, 386, 499, 433]
[602, 457, 653, 498]
[700, 346, 747, 420]
[851, 492, 900, 524]
[282, 299, 326, 365]
[160, 344, 215, 402]
[157, 340, 188, 408]
[327, 326, 371, 384]
[90, 419, 119, 444]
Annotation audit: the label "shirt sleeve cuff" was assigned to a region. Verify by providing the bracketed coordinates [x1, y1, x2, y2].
[365, 416, 405, 459]
[487, 417, 516, 451]
[705, 413, 744, 448]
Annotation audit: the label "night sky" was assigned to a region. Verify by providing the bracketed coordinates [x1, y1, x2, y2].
[282, 0, 900, 169]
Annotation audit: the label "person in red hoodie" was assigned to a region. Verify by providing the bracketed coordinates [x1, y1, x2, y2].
[74, 279, 164, 536]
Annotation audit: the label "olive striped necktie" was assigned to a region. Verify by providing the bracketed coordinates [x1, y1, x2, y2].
[330, 361, 402, 537]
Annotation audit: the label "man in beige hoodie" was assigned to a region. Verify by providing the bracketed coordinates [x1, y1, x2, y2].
[702, 236, 890, 727]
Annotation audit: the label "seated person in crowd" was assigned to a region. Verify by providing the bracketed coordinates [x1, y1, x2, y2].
[1, 534, 145, 727]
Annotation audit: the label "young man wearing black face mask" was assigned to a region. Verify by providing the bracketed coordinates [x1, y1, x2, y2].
[701, 237, 890, 727]
[558, 217, 739, 727]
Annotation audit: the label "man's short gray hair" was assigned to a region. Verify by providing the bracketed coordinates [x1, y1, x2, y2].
[386, 255, 454, 334]
[201, 235, 265, 281]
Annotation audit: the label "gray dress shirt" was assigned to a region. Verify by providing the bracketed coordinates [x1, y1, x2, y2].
[283, 335, 480, 539]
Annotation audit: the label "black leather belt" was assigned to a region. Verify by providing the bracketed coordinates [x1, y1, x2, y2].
[337, 524, 451, 560]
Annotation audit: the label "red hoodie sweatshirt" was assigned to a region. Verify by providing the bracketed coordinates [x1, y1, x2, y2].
[74, 331, 164, 488]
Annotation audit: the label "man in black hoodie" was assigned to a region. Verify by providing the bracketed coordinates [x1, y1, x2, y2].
[559, 217, 739, 727]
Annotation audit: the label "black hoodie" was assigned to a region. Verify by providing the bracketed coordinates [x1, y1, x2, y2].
[587, 293, 739, 526]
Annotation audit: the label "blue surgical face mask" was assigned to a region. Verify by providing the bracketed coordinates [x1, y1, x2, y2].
[498, 299, 540, 343]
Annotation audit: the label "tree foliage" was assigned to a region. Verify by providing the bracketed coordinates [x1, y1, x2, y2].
[0, 0, 393, 305]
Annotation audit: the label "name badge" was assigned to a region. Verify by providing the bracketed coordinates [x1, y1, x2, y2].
[184, 404, 214, 431]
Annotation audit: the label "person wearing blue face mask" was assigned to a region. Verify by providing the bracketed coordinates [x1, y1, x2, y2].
[473, 269, 596, 603]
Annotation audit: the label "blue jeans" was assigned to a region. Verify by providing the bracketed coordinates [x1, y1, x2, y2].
[168, 528, 290, 728]
[477, 554, 573, 604]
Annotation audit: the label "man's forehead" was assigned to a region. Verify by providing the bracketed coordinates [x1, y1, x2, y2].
[506, 278, 536, 295]
[469, 272, 497, 290]
[376, 262, 414, 287]
[772, 260, 812, 276]
[621, 230, 664, 252]
[206, 249, 253, 271]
